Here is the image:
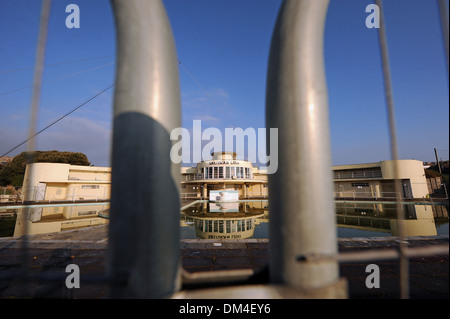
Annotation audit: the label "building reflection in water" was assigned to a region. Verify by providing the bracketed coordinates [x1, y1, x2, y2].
[12, 204, 109, 237]
[335, 202, 446, 237]
[1, 200, 447, 239]
[181, 201, 268, 239]
[181, 201, 447, 239]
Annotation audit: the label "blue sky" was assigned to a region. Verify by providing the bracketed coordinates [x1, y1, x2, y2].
[0, 0, 448, 167]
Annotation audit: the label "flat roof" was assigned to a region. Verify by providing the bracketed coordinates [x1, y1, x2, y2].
[332, 162, 381, 170]
[211, 151, 237, 156]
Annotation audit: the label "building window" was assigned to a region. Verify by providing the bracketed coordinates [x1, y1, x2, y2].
[208, 167, 213, 179]
[206, 220, 213, 232]
[218, 167, 223, 178]
[78, 211, 97, 216]
[225, 167, 231, 179]
[351, 183, 370, 188]
[231, 221, 237, 233]
[81, 185, 100, 189]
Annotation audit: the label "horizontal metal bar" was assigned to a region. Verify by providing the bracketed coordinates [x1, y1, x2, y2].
[0, 201, 109, 210]
[181, 268, 256, 286]
[297, 244, 449, 263]
[335, 200, 449, 206]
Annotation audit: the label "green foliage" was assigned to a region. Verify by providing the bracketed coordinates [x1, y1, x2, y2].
[426, 163, 449, 184]
[425, 168, 441, 178]
[0, 150, 91, 187]
[0, 215, 17, 237]
[1, 185, 18, 195]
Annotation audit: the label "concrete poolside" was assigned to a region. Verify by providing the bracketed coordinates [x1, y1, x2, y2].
[0, 224, 448, 299]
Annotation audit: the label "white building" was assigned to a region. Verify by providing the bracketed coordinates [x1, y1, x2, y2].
[15, 163, 110, 237]
[21, 158, 429, 202]
[333, 160, 429, 199]
[22, 163, 111, 202]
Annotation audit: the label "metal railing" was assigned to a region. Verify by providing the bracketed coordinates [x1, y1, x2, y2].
[107, 0, 181, 298]
[17, 185, 110, 203]
[265, 0, 342, 294]
[68, 176, 110, 181]
[180, 192, 201, 200]
[333, 170, 383, 180]
[181, 174, 265, 182]
[180, 192, 269, 200]
[202, 155, 253, 162]
[334, 191, 401, 200]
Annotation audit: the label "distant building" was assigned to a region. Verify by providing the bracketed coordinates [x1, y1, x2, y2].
[332, 160, 429, 199]
[21, 157, 430, 202]
[181, 153, 430, 200]
[17, 159, 434, 237]
[181, 151, 268, 200]
[22, 163, 111, 202]
[16, 163, 110, 237]
[0, 156, 12, 165]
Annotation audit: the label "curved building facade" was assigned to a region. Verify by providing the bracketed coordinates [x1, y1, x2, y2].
[20, 157, 431, 202]
[180, 151, 268, 200]
[181, 155, 430, 201]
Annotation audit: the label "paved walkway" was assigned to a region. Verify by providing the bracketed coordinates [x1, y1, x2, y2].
[0, 225, 448, 299]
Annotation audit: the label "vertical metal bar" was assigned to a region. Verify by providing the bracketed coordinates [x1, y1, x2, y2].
[108, 0, 181, 298]
[266, 0, 341, 291]
[434, 148, 443, 175]
[20, 0, 52, 298]
[27, 0, 51, 154]
[438, 0, 449, 77]
[375, 0, 409, 299]
[434, 148, 448, 198]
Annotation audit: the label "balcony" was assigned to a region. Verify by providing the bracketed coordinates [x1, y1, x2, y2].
[181, 174, 267, 183]
[333, 170, 382, 180]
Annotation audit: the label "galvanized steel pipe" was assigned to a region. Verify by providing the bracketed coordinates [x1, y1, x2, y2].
[266, 0, 340, 290]
[108, 0, 181, 298]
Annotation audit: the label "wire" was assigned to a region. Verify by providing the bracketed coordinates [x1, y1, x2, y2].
[438, 0, 449, 77]
[20, 0, 52, 299]
[376, 0, 409, 299]
[1, 83, 115, 158]
[0, 62, 115, 97]
[177, 59, 211, 98]
[177, 58, 230, 118]
[0, 55, 116, 75]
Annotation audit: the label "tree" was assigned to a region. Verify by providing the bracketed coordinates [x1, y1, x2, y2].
[0, 150, 91, 187]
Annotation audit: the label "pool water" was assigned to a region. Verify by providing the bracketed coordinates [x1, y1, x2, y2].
[180, 200, 449, 240]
